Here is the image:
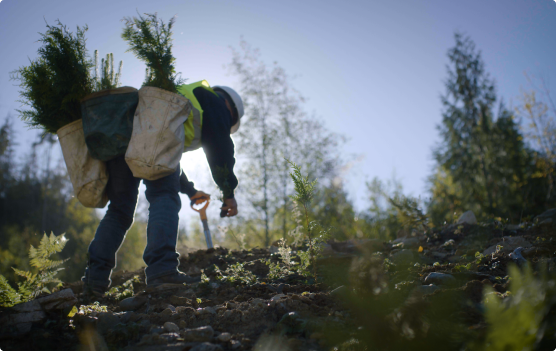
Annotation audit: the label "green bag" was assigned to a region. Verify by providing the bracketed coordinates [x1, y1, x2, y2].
[81, 87, 138, 161]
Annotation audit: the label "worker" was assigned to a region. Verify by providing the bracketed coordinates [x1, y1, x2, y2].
[82, 80, 243, 296]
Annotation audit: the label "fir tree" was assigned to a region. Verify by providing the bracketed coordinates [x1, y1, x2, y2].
[430, 33, 530, 223]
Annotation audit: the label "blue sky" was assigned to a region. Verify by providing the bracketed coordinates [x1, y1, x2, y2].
[0, 0, 555, 225]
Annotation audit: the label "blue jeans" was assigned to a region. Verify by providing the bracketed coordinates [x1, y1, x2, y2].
[82, 156, 182, 288]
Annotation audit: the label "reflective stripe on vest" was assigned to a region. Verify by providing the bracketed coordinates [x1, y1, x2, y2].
[176, 80, 218, 152]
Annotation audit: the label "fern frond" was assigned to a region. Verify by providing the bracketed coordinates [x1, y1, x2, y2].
[30, 232, 68, 268]
[0, 275, 22, 307]
[12, 267, 37, 282]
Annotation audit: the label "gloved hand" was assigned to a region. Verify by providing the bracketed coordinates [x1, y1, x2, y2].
[190, 191, 210, 204]
[220, 198, 238, 217]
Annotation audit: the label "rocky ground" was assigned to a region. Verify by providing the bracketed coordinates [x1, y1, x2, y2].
[1, 209, 556, 351]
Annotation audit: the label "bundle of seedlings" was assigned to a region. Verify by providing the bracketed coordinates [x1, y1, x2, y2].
[92, 50, 123, 91]
[10, 21, 122, 208]
[121, 12, 192, 181]
[121, 12, 184, 92]
[81, 50, 138, 162]
[10, 20, 95, 134]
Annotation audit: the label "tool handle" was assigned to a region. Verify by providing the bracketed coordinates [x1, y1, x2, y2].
[202, 219, 213, 249]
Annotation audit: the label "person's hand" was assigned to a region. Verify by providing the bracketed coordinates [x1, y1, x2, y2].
[191, 191, 210, 204]
[220, 198, 238, 217]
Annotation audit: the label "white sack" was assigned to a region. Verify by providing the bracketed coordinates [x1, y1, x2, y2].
[57, 119, 109, 208]
[125, 86, 191, 180]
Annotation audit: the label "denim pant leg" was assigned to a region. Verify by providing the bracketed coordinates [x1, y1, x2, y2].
[143, 168, 182, 282]
[82, 156, 140, 289]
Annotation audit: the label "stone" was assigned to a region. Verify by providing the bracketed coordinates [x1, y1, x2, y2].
[482, 236, 532, 255]
[217, 332, 232, 342]
[540, 218, 553, 227]
[0, 299, 45, 337]
[160, 308, 174, 316]
[37, 288, 77, 311]
[179, 320, 187, 329]
[535, 208, 556, 223]
[198, 306, 217, 315]
[391, 249, 414, 265]
[159, 332, 180, 343]
[424, 272, 456, 286]
[457, 211, 477, 225]
[0, 288, 78, 338]
[119, 296, 147, 311]
[250, 298, 265, 308]
[190, 342, 224, 351]
[169, 296, 190, 306]
[115, 311, 133, 323]
[182, 326, 214, 342]
[230, 340, 242, 349]
[415, 284, 440, 295]
[97, 312, 121, 334]
[150, 326, 164, 335]
[164, 321, 180, 333]
[509, 247, 527, 266]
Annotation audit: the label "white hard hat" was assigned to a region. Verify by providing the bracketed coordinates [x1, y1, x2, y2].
[213, 86, 244, 134]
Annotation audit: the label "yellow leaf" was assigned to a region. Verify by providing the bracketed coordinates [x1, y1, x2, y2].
[418, 246, 423, 253]
[67, 305, 78, 318]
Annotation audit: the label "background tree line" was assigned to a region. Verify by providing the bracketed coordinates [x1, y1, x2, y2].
[1, 33, 555, 283]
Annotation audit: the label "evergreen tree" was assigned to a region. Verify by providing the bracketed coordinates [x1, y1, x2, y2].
[430, 33, 530, 223]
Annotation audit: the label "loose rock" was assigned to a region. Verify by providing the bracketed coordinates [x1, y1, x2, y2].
[182, 326, 214, 342]
[457, 211, 477, 225]
[483, 236, 532, 255]
[217, 332, 232, 342]
[163, 321, 179, 333]
[416, 284, 440, 295]
[424, 272, 456, 286]
[119, 296, 147, 311]
[509, 247, 527, 266]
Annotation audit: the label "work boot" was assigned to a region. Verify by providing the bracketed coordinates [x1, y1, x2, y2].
[147, 272, 201, 287]
[82, 282, 107, 301]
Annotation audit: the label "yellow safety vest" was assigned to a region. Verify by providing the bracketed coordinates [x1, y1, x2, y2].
[176, 80, 218, 152]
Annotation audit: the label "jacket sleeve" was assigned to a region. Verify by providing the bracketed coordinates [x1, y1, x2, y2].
[179, 168, 198, 198]
[194, 87, 239, 199]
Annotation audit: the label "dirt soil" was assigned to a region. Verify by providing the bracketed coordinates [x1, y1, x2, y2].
[1, 216, 555, 351]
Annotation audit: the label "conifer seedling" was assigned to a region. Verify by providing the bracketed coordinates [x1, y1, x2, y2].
[121, 12, 184, 93]
[11, 21, 95, 134]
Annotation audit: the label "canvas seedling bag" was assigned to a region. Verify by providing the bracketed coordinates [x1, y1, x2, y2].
[125, 86, 192, 180]
[57, 119, 109, 208]
[81, 86, 138, 161]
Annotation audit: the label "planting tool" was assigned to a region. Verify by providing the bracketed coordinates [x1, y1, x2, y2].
[191, 196, 213, 249]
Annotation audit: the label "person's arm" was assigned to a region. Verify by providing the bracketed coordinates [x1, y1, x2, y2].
[179, 168, 197, 198]
[194, 88, 239, 200]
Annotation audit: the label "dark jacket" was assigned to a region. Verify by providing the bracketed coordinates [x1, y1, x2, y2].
[180, 87, 238, 199]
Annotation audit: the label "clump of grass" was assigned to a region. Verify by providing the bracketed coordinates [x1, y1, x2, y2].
[121, 12, 184, 93]
[0, 233, 69, 307]
[11, 21, 95, 134]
